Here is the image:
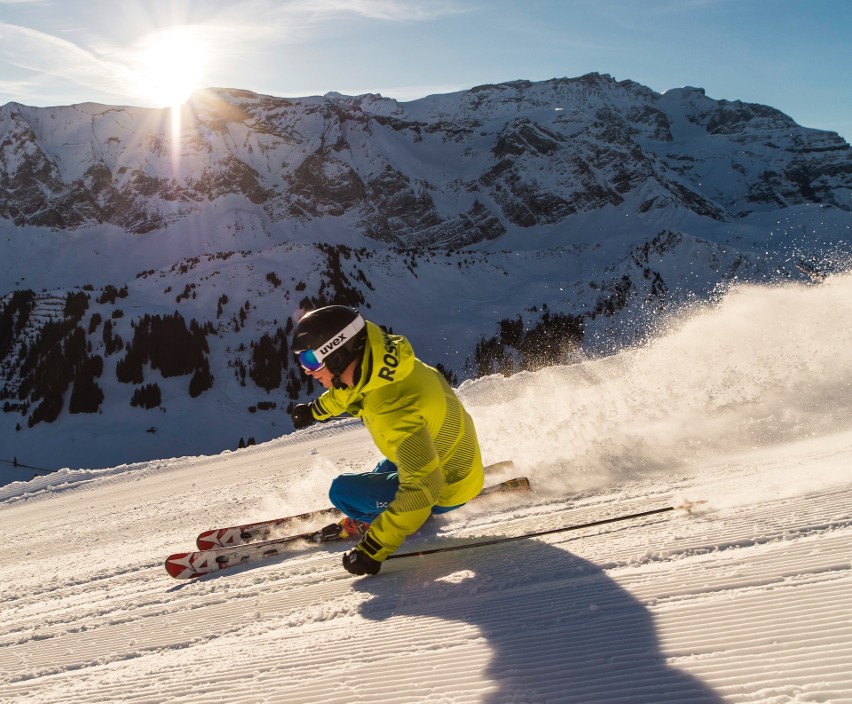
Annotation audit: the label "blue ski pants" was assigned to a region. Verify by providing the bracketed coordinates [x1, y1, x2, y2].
[328, 458, 465, 524]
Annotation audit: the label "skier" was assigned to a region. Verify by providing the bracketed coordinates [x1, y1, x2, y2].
[289, 305, 485, 576]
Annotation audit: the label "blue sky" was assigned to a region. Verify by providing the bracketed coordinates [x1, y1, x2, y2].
[0, 0, 849, 142]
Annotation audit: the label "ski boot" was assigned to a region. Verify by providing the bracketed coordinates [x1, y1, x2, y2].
[314, 516, 370, 543]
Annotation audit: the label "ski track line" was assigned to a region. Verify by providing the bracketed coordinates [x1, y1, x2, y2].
[0, 549, 350, 653]
[3, 488, 849, 646]
[0, 479, 621, 638]
[0, 419, 363, 506]
[516, 486, 852, 562]
[2, 486, 851, 702]
[0, 495, 706, 646]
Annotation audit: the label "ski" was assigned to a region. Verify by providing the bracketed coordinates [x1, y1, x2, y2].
[165, 526, 340, 579]
[165, 475, 530, 580]
[195, 506, 341, 551]
[195, 460, 517, 550]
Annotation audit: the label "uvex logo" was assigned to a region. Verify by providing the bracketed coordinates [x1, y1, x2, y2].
[318, 333, 347, 355]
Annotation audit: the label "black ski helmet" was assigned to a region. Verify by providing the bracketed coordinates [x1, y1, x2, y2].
[292, 306, 367, 385]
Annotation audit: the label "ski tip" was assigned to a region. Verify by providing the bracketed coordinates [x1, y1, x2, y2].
[196, 535, 220, 551]
[165, 553, 201, 579]
[196, 527, 241, 551]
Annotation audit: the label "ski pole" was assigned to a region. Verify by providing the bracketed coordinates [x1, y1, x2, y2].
[388, 501, 702, 561]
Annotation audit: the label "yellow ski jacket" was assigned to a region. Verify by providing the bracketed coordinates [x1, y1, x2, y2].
[309, 321, 484, 560]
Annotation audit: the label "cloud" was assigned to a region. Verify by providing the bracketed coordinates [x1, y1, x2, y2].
[0, 23, 136, 97]
[194, 0, 468, 45]
[263, 0, 468, 23]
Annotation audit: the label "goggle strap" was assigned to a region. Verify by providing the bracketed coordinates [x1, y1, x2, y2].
[301, 315, 365, 369]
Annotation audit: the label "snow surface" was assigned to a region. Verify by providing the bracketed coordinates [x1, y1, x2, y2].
[1, 274, 851, 703]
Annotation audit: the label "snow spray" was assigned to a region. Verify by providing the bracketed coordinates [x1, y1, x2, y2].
[462, 272, 852, 494]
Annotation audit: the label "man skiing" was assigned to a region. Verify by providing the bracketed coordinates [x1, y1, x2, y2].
[289, 305, 485, 576]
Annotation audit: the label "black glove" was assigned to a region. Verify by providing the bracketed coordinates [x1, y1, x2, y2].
[290, 403, 316, 430]
[343, 546, 382, 576]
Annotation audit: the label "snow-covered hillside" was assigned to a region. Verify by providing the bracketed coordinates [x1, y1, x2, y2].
[2, 274, 850, 702]
[2, 202, 850, 474]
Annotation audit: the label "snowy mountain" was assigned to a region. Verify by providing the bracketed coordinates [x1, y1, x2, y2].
[1, 73, 851, 473]
[2, 74, 849, 237]
[2, 273, 851, 702]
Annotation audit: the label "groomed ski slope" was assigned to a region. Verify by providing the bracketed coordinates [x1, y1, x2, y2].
[1, 274, 851, 703]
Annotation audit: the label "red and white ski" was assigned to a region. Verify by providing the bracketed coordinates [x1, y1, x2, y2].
[195, 506, 341, 551]
[165, 475, 530, 580]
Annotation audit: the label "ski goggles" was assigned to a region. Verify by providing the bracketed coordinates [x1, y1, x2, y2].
[295, 316, 365, 372]
[296, 348, 325, 372]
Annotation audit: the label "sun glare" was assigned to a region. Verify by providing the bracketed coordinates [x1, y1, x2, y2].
[137, 26, 205, 108]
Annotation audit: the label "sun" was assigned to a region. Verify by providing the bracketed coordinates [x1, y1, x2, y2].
[137, 26, 205, 108]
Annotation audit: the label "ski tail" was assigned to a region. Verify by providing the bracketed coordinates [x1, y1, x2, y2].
[478, 476, 530, 496]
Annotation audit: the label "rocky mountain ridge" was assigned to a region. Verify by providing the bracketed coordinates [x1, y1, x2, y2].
[1, 73, 848, 241]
